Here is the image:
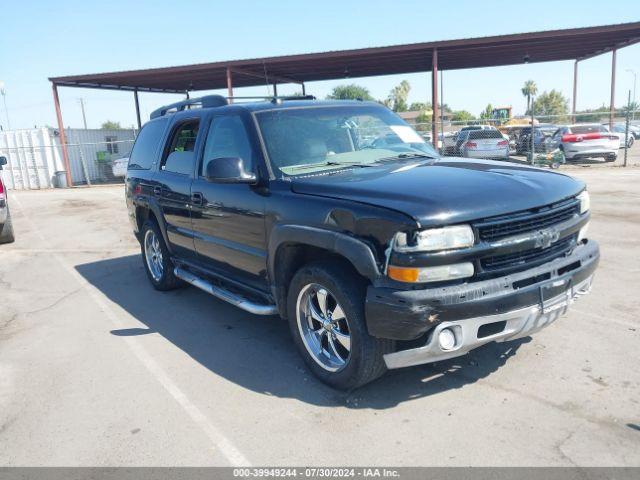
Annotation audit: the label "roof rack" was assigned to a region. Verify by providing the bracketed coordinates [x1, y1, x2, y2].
[150, 94, 317, 119]
[150, 95, 228, 119]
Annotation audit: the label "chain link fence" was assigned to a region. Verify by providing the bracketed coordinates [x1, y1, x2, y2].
[411, 108, 640, 168]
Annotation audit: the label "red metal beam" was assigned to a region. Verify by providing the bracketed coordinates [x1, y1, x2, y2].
[134, 89, 142, 129]
[226, 67, 233, 103]
[51, 83, 73, 187]
[431, 48, 439, 147]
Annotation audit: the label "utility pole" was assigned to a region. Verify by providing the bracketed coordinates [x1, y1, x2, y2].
[0, 81, 11, 130]
[78, 98, 88, 129]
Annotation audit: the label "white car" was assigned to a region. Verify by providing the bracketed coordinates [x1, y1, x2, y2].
[111, 156, 129, 178]
[548, 124, 618, 162]
[459, 128, 509, 159]
[604, 124, 635, 148]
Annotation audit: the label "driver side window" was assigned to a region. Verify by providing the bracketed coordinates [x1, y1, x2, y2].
[201, 115, 254, 176]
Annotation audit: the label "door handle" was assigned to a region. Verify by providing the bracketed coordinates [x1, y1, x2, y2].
[153, 186, 162, 196]
[191, 192, 203, 206]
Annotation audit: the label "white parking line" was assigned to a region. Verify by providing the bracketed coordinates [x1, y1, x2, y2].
[10, 194, 251, 467]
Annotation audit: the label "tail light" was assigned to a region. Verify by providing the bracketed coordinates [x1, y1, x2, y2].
[0, 176, 4, 197]
[562, 132, 617, 143]
[465, 142, 477, 149]
[497, 140, 508, 147]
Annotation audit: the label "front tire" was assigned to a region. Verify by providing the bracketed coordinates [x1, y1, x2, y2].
[0, 208, 15, 244]
[287, 260, 393, 390]
[141, 220, 181, 291]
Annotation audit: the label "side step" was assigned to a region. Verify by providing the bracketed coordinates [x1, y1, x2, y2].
[174, 267, 278, 316]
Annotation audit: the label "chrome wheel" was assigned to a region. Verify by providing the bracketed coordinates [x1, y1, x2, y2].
[296, 283, 351, 372]
[144, 229, 164, 282]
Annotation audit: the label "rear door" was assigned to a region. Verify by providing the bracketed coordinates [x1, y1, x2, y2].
[189, 112, 268, 291]
[154, 116, 202, 259]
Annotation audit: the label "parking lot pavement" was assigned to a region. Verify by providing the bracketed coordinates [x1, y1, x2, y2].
[0, 173, 639, 467]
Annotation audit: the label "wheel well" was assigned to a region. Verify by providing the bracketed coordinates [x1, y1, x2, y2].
[273, 243, 365, 319]
[135, 207, 157, 240]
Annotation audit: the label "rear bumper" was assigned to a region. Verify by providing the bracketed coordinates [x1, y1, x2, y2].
[564, 146, 617, 159]
[464, 149, 509, 159]
[365, 239, 599, 343]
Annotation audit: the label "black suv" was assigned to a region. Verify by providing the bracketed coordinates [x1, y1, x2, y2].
[125, 95, 599, 389]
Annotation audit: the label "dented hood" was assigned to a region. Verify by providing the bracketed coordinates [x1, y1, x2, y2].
[290, 158, 584, 227]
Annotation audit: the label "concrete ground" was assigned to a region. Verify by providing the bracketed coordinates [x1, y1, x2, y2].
[0, 166, 639, 466]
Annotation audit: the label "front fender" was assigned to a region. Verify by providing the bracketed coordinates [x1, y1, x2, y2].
[267, 225, 382, 283]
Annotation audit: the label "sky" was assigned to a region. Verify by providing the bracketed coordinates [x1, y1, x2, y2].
[1, 0, 639, 130]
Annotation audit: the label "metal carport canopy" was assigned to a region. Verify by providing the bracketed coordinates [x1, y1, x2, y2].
[49, 22, 640, 92]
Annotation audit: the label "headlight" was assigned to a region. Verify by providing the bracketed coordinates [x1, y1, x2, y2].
[394, 225, 475, 252]
[387, 263, 474, 283]
[577, 190, 590, 214]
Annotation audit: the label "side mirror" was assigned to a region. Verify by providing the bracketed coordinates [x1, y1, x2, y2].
[0, 156, 6, 169]
[205, 157, 257, 184]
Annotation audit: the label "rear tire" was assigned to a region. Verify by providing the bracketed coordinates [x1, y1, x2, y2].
[605, 154, 617, 162]
[287, 260, 393, 390]
[141, 219, 181, 291]
[0, 208, 15, 244]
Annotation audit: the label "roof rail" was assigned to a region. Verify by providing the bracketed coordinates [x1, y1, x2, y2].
[150, 95, 228, 119]
[149, 94, 317, 119]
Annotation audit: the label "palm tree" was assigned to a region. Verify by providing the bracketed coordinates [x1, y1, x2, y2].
[521, 80, 538, 113]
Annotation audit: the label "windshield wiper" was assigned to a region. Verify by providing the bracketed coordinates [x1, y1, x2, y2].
[373, 152, 438, 163]
[286, 160, 374, 172]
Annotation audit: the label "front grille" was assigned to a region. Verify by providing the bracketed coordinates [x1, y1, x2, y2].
[475, 198, 580, 241]
[481, 235, 576, 272]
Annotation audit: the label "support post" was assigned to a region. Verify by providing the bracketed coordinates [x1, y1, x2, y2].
[226, 67, 233, 103]
[572, 60, 578, 124]
[302, 83, 306, 96]
[431, 48, 439, 149]
[134, 89, 142, 130]
[610, 49, 617, 128]
[273, 83, 278, 97]
[51, 83, 73, 187]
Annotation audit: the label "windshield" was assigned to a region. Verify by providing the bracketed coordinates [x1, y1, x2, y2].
[255, 105, 438, 176]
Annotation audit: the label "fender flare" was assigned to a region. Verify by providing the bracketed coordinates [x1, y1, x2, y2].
[135, 197, 173, 254]
[267, 225, 381, 283]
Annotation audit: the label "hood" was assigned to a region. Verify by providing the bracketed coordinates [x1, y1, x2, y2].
[290, 158, 584, 227]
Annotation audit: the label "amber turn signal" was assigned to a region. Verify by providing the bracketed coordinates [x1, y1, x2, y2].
[387, 265, 420, 283]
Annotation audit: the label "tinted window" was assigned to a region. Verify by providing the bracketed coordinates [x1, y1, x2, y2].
[467, 130, 502, 140]
[202, 115, 254, 176]
[161, 120, 200, 175]
[571, 125, 608, 134]
[128, 119, 167, 170]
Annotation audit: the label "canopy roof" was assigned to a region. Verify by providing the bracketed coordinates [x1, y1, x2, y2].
[50, 22, 640, 93]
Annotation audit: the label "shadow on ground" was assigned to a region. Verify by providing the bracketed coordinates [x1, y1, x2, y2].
[76, 255, 530, 409]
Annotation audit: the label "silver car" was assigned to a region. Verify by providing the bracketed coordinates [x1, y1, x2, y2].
[548, 124, 618, 162]
[459, 129, 510, 159]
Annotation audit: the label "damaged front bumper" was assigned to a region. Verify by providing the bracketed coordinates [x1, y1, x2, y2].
[365, 240, 599, 368]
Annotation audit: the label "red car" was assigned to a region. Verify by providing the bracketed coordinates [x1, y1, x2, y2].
[0, 156, 15, 244]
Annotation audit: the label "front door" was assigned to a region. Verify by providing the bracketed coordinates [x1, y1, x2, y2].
[189, 113, 268, 291]
[155, 118, 201, 259]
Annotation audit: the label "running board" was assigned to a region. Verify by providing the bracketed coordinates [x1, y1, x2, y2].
[174, 267, 278, 316]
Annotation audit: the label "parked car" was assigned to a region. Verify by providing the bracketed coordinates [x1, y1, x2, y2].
[0, 156, 15, 244]
[459, 129, 510, 159]
[112, 155, 130, 178]
[453, 125, 498, 154]
[516, 125, 557, 154]
[603, 124, 635, 148]
[126, 95, 599, 389]
[612, 122, 640, 139]
[548, 124, 619, 162]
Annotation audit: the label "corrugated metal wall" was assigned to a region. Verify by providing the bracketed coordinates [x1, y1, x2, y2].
[0, 128, 60, 189]
[0, 128, 137, 189]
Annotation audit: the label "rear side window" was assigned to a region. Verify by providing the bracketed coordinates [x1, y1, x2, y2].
[467, 130, 502, 140]
[571, 125, 608, 134]
[128, 119, 167, 170]
[161, 120, 200, 175]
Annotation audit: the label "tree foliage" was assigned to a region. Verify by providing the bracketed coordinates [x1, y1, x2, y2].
[451, 110, 475, 122]
[479, 104, 493, 119]
[326, 84, 374, 101]
[409, 102, 431, 112]
[527, 90, 569, 117]
[387, 80, 411, 112]
[521, 80, 538, 113]
[101, 121, 122, 130]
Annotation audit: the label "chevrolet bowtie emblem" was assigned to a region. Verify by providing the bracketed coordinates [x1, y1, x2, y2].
[535, 228, 561, 249]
